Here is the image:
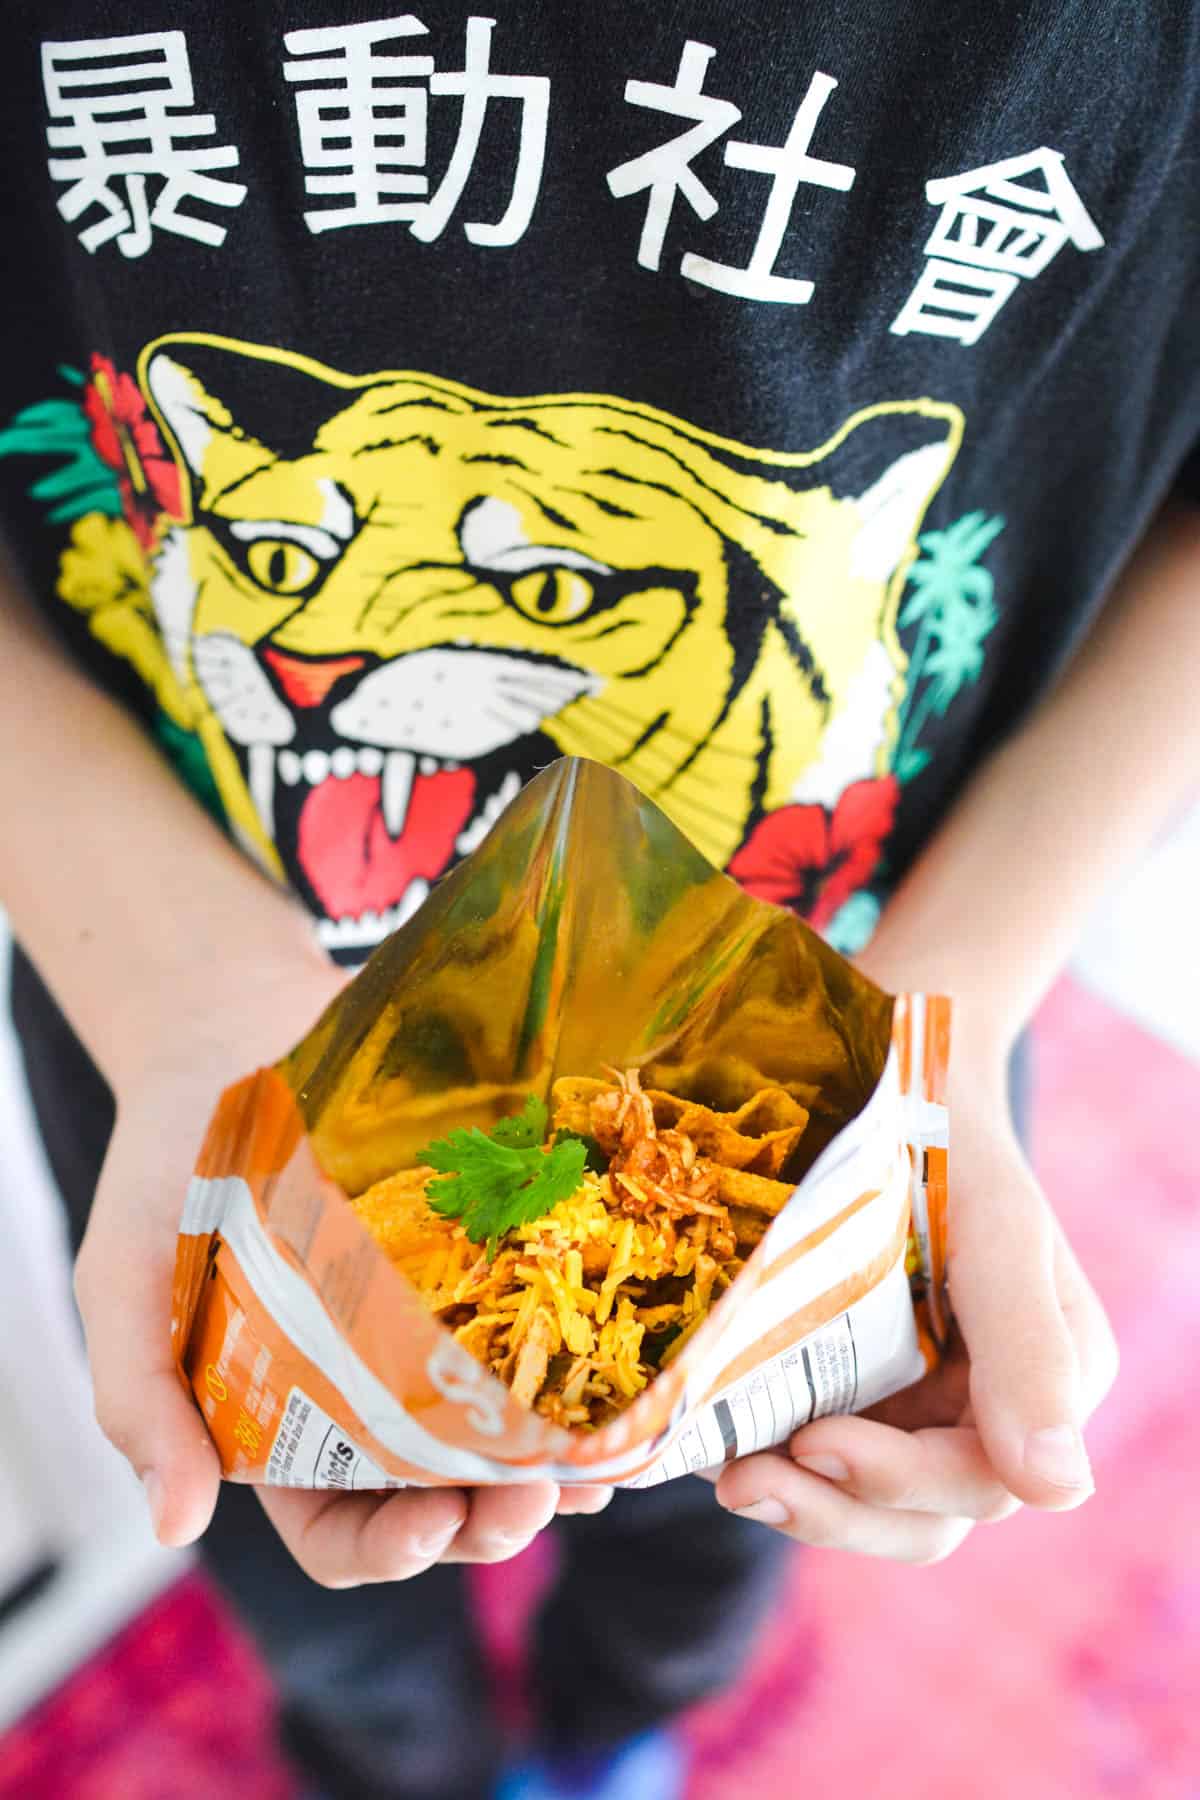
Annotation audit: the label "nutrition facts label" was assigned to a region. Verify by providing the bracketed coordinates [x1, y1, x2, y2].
[266, 1387, 407, 1489]
[624, 1314, 859, 1488]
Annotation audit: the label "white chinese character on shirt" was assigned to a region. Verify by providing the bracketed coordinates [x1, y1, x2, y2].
[41, 32, 246, 257]
[413, 17, 548, 244]
[605, 41, 741, 271]
[284, 14, 549, 244]
[891, 148, 1104, 345]
[608, 45, 856, 304]
[283, 17, 434, 231]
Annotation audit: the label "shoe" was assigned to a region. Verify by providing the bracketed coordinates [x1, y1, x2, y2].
[494, 1727, 685, 1800]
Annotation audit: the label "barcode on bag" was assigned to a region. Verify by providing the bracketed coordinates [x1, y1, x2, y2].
[623, 1317, 861, 1487]
[266, 1386, 406, 1489]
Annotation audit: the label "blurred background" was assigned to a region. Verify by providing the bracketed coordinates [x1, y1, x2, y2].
[0, 805, 1197, 1800]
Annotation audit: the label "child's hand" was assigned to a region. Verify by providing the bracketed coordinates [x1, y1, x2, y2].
[72, 948, 606, 1588]
[714, 1042, 1118, 1562]
[718, 499, 1200, 1559]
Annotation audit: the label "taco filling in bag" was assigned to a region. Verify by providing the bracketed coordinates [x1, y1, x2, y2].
[351, 1069, 808, 1428]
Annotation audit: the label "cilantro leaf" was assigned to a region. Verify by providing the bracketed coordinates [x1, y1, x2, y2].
[418, 1098, 587, 1258]
[489, 1093, 547, 1149]
[553, 1129, 608, 1174]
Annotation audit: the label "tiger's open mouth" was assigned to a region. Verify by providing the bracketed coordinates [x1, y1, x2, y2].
[256, 740, 538, 958]
[211, 639, 600, 962]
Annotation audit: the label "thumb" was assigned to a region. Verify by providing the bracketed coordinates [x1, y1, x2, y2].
[75, 1232, 221, 1548]
[949, 1124, 1093, 1511]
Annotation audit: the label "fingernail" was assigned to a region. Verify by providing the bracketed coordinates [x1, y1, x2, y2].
[1024, 1426, 1094, 1492]
[490, 1531, 536, 1550]
[141, 1471, 165, 1538]
[793, 1453, 850, 1483]
[734, 1497, 790, 1527]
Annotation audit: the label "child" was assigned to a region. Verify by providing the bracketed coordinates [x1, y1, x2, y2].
[4, 3, 1194, 1793]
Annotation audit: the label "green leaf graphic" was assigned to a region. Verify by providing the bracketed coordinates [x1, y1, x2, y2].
[0, 377, 123, 527]
[894, 510, 1005, 782]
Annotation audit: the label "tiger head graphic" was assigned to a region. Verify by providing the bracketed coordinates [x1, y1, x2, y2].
[66, 334, 962, 953]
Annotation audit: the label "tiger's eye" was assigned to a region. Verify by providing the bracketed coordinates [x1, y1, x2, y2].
[508, 567, 595, 625]
[247, 539, 320, 595]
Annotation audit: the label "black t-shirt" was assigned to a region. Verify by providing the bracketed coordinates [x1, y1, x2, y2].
[2, 0, 1198, 970]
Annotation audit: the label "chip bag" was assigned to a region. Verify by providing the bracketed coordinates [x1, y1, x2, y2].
[172, 757, 950, 1489]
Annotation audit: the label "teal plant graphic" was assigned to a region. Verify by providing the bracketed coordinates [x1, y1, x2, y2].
[825, 888, 883, 957]
[0, 366, 121, 523]
[0, 363, 224, 822]
[893, 510, 1004, 783]
[825, 510, 1003, 954]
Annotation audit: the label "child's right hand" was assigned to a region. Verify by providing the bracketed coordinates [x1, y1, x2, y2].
[0, 596, 603, 1583]
[72, 947, 608, 1588]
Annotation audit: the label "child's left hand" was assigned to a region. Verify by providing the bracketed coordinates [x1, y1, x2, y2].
[714, 1054, 1118, 1562]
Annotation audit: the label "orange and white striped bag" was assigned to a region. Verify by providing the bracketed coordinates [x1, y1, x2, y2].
[172, 759, 950, 1490]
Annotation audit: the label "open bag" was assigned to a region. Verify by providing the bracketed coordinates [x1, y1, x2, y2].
[172, 758, 950, 1489]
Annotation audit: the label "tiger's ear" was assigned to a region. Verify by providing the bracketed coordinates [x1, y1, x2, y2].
[142, 337, 354, 514]
[848, 439, 959, 581]
[805, 405, 962, 583]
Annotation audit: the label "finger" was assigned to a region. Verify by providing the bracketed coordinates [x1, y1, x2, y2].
[259, 1485, 470, 1587]
[716, 1454, 975, 1565]
[441, 1480, 561, 1562]
[1051, 1218, 1120, 1414]
[787, 1417, 1020, 1522]
[554, 1485, 615, 1516]
[75, 1236, 221, 1549]
[949, 1121, 1093, 1510]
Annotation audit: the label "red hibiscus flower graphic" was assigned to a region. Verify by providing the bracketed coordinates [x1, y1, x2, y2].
[728, 776, 900, 930]
[83, 353, 182, 549]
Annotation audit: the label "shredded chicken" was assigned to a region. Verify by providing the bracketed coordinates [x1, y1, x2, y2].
[507, 1308, 559, 1408]
[591, 1068, 725, 1219]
